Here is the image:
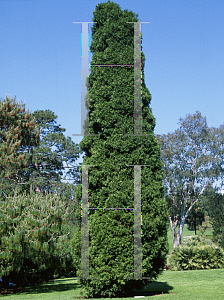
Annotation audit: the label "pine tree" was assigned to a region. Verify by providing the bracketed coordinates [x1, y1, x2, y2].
[0, 189, 70, 287]
[0, 96, 40, 179]
[0, 98, 81, 283]
[71, 1, 169, 297]
[0, 109, 82, 198]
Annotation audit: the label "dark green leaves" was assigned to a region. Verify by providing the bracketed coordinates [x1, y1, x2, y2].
[71, 1, 169, 297]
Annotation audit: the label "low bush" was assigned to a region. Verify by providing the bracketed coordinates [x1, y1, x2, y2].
[168, 235, 224, 271]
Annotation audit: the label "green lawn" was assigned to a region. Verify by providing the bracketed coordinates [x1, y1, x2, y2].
[1, 226, 222, 299]
[1, 269, 224, 299]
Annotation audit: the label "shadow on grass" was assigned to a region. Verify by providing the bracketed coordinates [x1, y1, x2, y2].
[1, 279, 174, 298]
[74, 281, 174, 298]
[0, 278, 80, 296]
[132, 281, 174, 297]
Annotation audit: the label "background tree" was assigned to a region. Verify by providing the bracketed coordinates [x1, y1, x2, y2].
[16, 110, 82, 278]
[0, 96, 40, 180]
[0, 97, 82, 281]
[156, 111, 224, 248]
[185, 201, 205, 235]
[0, 109, 82, 197]
[52, 182, 81, 279]
[202, 190, 224, 248]
[198, 214, 213, 237]
[71, 1, 169, 297]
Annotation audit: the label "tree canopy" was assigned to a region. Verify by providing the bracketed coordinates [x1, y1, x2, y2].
[0, 108, 82, 198]
[0, 97, 82, 284]
[156, 111, 224, 248]
[0, 96, 40, 179]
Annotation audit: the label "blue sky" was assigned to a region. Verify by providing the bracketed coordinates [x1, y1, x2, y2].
[1, 0, 224, 169]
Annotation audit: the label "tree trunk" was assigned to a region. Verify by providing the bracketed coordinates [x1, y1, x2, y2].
[170, 215, 186, 248]
[173, 231, 180, 249]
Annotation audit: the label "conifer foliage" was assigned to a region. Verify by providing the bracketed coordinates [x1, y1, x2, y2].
[0, 96, 40, 179]
[0, 190, 70, 286]
[71, 1, 169, 297]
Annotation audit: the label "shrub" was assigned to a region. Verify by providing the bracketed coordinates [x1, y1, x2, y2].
[168, 236, 224, 271]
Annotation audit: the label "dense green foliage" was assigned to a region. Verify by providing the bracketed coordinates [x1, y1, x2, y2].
[0, 96, 40, 179]
[71, 1, 169, 298]
[202, 191, 224, 249]
[0, 190, 71, 286]
[168, 236, 224, 271]
[0, 98, 82, 284]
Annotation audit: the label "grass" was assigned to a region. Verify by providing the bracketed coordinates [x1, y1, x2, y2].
[0, 278, 80, 299]
[1, 226, 223, 299]
[1, 269, 224, 299]
[137, 268, 224, 299]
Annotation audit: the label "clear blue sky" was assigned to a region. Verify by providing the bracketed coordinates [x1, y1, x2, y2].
[1, 0, 224, 167]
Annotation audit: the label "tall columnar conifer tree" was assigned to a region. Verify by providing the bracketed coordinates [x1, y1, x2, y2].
[71, 1, 169, 297]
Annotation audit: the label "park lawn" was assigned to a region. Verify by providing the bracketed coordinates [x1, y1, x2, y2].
[0, 278, 80, 299]
[1, 226, 221, 299]
[1, 269, 224, 299]
[137, 268, 224, 299]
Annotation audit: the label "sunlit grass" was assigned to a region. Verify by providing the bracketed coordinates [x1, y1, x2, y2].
[1, 225, 222, 299]
[1, 269, 224, 299]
